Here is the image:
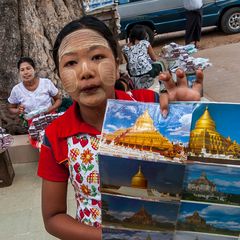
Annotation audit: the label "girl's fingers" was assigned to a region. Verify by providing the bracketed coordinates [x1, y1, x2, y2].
[159, 92, 169, 118]
[176, 69, 188, 88]
[159, 71, 176, 91]
[192, 69, 204, 93]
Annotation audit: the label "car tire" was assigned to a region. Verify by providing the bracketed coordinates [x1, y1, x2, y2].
[144, 26, 155, 45]
[221, 7, 240, 34]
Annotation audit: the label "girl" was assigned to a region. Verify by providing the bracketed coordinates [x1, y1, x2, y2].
[38, 16, 203, 240]
[8, 57, 62, 115]
[122, 25, 162, 78]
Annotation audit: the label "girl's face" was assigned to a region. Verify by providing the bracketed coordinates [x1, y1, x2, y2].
[58, 29, 119, 108]
[19, 62, 35, 82]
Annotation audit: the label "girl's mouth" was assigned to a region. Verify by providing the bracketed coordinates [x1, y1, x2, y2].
[81, 85, 100, 94]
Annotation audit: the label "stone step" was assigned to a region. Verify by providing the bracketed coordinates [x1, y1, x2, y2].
[8, 135, 39, 164]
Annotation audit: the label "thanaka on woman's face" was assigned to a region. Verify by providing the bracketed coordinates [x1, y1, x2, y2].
[19, 62, 35, 83]
[58, 29, 119, 108]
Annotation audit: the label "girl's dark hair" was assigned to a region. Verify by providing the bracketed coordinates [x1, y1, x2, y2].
[129, 25, 147, 43]
[17, 57, 35, 70]
[53, 16, 120, 75]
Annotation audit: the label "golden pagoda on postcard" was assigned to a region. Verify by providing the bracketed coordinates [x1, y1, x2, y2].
[104, 110, 173, 152]
[131, 166, 148, 189]
[189, 107, 240, 158]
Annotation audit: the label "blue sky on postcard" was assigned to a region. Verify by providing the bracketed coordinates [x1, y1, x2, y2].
[178, 202, 240, 231]
[103, 100, 195, 145]
[184, 164, 240, 195]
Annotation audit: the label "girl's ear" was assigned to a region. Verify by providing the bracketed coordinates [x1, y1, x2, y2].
[116, 68, 120, 80]
[115, 63, 120, 80]
[115, 57, 120, 65]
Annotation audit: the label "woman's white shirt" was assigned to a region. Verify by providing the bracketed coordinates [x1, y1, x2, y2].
[8, 78, 58, 113]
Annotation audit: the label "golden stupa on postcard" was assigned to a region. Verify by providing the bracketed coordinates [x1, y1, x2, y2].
[104, 109, 173, 152]
[131, 165, 148, 189]
[189, 107, 240, 157]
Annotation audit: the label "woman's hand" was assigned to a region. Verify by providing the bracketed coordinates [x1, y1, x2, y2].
[46, 93, 62, 114]
[18, 104, 25, 115]
[159, 68, 203, 117]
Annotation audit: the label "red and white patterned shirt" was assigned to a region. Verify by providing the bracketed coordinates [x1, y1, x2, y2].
[67, 134, 101, 226]
[38, 89, 158, 226]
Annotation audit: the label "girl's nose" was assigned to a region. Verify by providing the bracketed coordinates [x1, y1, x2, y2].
[78, 61, 95, 80]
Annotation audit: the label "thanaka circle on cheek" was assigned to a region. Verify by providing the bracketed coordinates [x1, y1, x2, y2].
[58, 29, 110, 61]
[60, 69, 78, 93]
[98, 61, 116, 87]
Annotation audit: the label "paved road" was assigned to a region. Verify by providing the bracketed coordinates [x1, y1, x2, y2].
[120, 41, 240, 103]
[195, 42, 240, 103]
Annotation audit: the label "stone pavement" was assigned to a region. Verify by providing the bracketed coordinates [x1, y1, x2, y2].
[0, 42, 239, 239]
[0, 162, 76, 240]
[196, 42, 240, 103]
[121, 42, 240, 103]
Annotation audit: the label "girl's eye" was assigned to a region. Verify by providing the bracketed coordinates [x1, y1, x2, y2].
[92, 55, 104, 61]
[64, 60, 77, 67]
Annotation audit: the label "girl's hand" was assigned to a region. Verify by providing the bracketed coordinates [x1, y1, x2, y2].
[159, 68, 203, 117]
[18, 104, 25, 115]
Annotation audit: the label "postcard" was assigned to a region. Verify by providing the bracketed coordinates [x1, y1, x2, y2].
[99, 154, 185, 202]
[182, 163, 240, 206]
[177, 201, 240, 236]
[102, 227, 174, 240]
[175, 231, 239, 240]
[102, 194, 180, 232]
[100, 100, 195, 162]
[188, 103, 240, 165]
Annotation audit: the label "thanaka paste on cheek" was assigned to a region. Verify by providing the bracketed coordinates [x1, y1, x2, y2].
[60, 69, 78, 93]
[98, 60, 116, 87]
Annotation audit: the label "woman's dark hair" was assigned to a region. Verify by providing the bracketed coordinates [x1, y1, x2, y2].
[129, 25, 147, 43]
[17, 57, 35, 70]
[53, 16, 120, 75]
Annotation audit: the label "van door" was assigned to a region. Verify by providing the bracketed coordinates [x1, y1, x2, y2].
[118, 0, 217, 39]
[118, 0, 184, 37]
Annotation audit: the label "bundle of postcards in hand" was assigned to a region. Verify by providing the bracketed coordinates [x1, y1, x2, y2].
[28, 112, 64, 141]
[0, 127, 14, 153]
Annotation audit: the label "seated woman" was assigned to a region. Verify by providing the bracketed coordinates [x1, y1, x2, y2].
[8, 57, 62, 116]
[122, 25, 162, 79]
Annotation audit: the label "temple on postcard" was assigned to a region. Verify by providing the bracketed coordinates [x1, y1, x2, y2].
[187, 172, 226, 201]
[189, 107, 240, 158]
[186, 211, 207, 226]
[101, 165, 180, 201]
[188, 172, 216, 193]
[104, 110, 173, 153]
[131, 166, 148, 189]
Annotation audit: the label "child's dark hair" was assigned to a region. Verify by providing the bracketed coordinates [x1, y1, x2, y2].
[17, 57, 35, 70]
[52, 16, 120, 75]
[129, 25, 147, 44]
[115, 72, 134, 91]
